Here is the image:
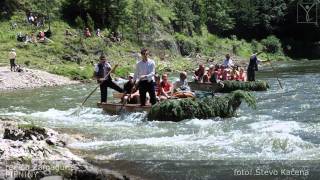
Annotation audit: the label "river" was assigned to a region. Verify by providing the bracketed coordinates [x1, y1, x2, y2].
[1, 60, 320, 179]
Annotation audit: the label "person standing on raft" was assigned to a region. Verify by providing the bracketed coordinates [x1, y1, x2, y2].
[247, 52, 262, 81]
[133, 48, 157, 106]
[94, 55, 123, 103]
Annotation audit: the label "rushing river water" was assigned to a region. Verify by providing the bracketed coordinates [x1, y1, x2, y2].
[1, 60, 320, 179]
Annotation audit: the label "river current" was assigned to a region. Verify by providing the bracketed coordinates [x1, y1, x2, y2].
[1, 60, 320, 179]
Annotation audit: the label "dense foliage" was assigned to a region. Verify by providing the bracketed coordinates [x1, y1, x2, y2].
[1, 0, 319, 64]
[148, 90, 256, 121]
[57, 0, 319, 58]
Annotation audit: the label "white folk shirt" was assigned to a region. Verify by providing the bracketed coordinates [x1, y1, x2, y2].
[9, 51, 16, 60]
[133, 59, 155, 82]
[223, 58, 233, 68]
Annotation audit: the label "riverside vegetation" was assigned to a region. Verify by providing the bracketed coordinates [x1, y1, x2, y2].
[0, 0, 293, 81]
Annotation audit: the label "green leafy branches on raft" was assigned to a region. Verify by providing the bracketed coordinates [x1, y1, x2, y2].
[219, 80, 270, 93]
[147, 90, 256, 122]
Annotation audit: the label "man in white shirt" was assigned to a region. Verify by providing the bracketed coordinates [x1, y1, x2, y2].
[222, 54, 233, 69]
[133, 48, 157, 106]
[9, 49, 17, 72]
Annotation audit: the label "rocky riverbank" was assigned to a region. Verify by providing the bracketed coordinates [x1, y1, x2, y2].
[0, 117, 134, 180]
[0, 66, 79, 91]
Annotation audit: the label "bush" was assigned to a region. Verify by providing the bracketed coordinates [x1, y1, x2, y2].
[86, 13, 95, 31]
[261, 35, 282, 54]
[75, 16, 84, 30]
[251, 40, 263, 53]
[175, 33, 196, 56]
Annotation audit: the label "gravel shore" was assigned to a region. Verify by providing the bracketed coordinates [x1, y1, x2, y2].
[0, 66, 78, 91]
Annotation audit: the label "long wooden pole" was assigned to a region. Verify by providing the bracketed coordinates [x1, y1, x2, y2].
[265, 54, 283, 89]
[81, 64, 119, 106]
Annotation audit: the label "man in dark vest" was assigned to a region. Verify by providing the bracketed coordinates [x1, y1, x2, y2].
[94, 55, 123, 103]
[247, 52, 262, 81]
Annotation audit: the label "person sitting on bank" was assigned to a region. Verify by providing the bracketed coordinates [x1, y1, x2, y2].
[194, 64, 205, 82]
[96, 28, 101, 37]
[38, 31, 45, 42]
[123, 73, 139, 104]
[31, 33, 37, 44]
[94, 55, 124, 103]
[84, 27, 92, 38]
[158, 73, 173, 100]
[223, 54, 233, 69]
[247, 52, 262, 81]
[9, 48, 17, 72]
[133, 48, 157, 106]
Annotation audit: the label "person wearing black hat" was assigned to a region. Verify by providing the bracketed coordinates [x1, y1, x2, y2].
[94, 55, 123, 103]
[247, 52, 261, 81]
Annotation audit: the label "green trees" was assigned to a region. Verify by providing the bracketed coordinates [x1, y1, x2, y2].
[62, 0, 128, 32]
[203, 0, 235, 33]
[172, 1, 195, 35]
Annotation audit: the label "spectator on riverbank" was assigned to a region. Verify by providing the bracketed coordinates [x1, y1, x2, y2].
[8, 49, 17, 72]
[96, 28, 101, 37]
[38, 31, 45, 42]
[84, 27, 91, 38]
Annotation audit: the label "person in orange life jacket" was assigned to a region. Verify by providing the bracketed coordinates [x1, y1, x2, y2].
[133, 48, 157, 106]
[94, 55, 123, 103]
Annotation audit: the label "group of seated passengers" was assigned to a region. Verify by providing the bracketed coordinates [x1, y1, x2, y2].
[194, 54, 247, 83]
[122, 71, 194, 104]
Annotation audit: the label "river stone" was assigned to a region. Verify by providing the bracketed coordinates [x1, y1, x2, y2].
[3, 125, 48, 141]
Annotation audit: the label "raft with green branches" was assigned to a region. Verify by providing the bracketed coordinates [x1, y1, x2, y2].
[220, 80, 270, 92]
[189, 80, 269, 93]
[147, 90, 256, 122]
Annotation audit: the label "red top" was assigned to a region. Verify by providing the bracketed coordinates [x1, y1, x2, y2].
[161, 81, 172, 92]
[157, 81, 172, 96]
[236, 73, 245, 81]
[85, 30, 91, 37]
